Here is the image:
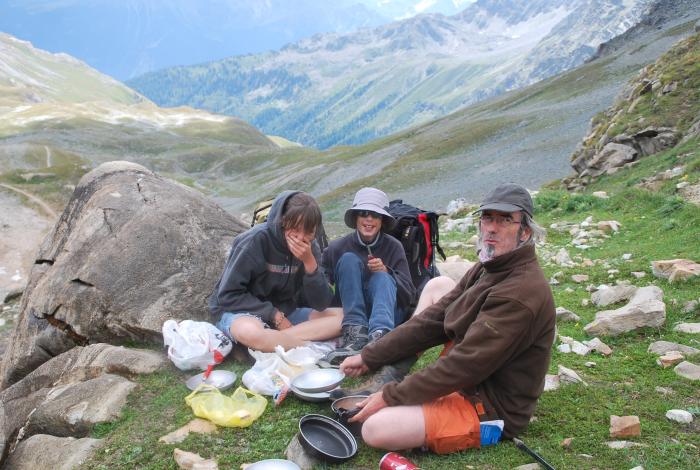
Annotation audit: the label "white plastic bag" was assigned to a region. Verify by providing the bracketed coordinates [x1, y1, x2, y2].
[241, 343, 332, 396]
[162, 319, 232, 371]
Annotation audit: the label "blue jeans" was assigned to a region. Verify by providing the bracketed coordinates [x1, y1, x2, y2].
[335, 252, 405, 334]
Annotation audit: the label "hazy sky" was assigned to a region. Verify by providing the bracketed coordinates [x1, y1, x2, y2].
[0, 0, 479, 79]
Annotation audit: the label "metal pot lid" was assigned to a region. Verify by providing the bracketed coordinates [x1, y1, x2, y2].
[298, 414, 358, 462]
[185, 370, 237, 391]
[291, 368, 344, 393]
[244, 459, 301, 470]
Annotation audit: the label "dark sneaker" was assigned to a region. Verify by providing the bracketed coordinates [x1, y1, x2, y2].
[322, 325, 368, 366]
[329, 355, 418, 399]
[368, 328, 390, 344]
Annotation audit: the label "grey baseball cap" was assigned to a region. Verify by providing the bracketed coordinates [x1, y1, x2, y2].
[344, 187, 396, 231]
[475, 183, 534, 217]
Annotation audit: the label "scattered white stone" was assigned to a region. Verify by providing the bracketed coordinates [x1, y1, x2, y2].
[556, 307, 581, 323]
[648, 341, 700, 357]
[585, 361, 597, 368]
[584, 337, 613, 356]
[160, 419, 218, 444]
[674, 323, 700, 334]
[558, 344, 572, 353]
[598, 220, 621, 233]
[657, 351, 685, 368]
[565, 287, 574, 293]
[666, 409, 693, 424]
[544, 374, 560, 392]
[592, 191, 609, 199]
[0, 318, 5, 327]
[651, 259, 700, 282]
[591, 285, 638, 307]
[674, 361, 700, 381]
[585, 286, 666, 337]
[578, 454, 594, 459]
[555, 248, 575, 267]
[173, 448, 218, 470]
[610, 415, 641, 438]
[622, 253, 632, 260]
[676, 181, 689, 189]
[655, 386, 674, 395]
[514, 464, 542, 470]
[631, 271, 646, 279]
[606, 441, 647, 449]
[572, 274, 589, 283]
[607, 269, 620, 275]
[629, 466, 644, 470]
[581, 299, 590, 307]
[682, 300, 698, 313]
[558, 365, 588, 386]
[549, 277, 560, 285]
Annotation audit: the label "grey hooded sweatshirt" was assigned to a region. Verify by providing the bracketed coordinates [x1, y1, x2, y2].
[208, 191, 333, 325]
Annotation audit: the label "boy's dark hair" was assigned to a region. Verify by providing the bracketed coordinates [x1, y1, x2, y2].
[281, 192, 322, 234]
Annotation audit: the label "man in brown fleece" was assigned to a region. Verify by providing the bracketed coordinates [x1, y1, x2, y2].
[338, 183, 555, 454]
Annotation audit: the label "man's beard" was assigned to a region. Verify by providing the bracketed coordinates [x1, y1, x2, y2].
[477, 227, 525, 263]
[479, 243, 496, 263]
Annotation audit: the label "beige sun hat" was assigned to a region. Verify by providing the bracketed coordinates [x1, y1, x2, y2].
[344, 187, 396, 231]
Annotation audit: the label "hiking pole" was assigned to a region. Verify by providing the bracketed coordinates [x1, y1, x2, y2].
[512, 437, 556, 470]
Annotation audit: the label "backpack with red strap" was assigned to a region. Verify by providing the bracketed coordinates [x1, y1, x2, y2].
[386, 200, 446, 297]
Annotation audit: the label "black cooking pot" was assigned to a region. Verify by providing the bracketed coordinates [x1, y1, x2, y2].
[298, 414, 358, 463]
[330, 395, 366, 439]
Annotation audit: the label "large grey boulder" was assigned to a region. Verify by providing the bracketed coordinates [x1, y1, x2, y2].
[648, 341, 700, 357]
[591, 284, 638, 307]
[24, 374, 136, 438]
[584, 286, 665, 336]
[0, 162, 246, 388]
[3, 434, 102, 470]
[0, 344, 166, 462]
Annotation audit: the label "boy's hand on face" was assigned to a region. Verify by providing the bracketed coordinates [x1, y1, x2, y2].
[286, 232, 318, 273]
[367, 256, 388, 273]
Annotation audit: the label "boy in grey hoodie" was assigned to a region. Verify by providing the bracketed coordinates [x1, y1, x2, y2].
[209, 191, 341, 352]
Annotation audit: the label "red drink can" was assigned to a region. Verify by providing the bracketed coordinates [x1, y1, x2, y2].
[379, 452, 419, 470]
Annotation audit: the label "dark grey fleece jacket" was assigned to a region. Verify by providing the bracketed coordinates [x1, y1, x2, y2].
[208, 191, 333, 325]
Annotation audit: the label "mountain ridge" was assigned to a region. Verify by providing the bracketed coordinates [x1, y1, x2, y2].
[128, 0, 653, 149]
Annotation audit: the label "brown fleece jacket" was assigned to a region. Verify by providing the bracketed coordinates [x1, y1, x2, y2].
[361, 244, 555, 438]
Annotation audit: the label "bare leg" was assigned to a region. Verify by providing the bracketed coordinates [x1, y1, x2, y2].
[362, 405, 426, 450]
[413, 276, 456, 316]
[230, 316, 303, 352]
[284, 308, 343, 341]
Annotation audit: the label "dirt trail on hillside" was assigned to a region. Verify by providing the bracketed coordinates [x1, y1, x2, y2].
[0, 186, 55, 301]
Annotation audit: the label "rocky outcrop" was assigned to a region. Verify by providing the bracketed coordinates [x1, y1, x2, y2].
[0, 161, 246, 389]
[564, 32, 700, 189]
[0, 344, 166, 464]
[3, 434, 103, 470]
[572, 126, 679, 177]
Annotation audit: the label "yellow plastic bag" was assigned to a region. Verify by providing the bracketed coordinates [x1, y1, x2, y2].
[185, 385, 267, 428]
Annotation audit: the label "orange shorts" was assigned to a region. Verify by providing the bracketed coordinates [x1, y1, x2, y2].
[422, 392, 481, 454]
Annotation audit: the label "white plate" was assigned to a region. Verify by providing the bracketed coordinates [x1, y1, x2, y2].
[185, 370, 237, 391]
[291, 368, 344, 393]
[245, 459, 301, 470]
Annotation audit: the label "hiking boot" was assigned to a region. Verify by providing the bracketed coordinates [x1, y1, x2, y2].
[329, 355, 417, 399]
[322, 325, 368, 366]
[368, 328, 390, 344]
